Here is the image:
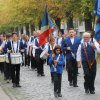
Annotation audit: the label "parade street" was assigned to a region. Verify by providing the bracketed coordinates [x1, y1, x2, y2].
[0, 64, 100, 100]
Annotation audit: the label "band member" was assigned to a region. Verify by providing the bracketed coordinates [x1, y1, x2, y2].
[29, 31, 36, 70]
[62, 31, 68, 68]
[55, 31, 62, 46]
[77, 32, 100, 94]
[24, 35, 30, 67]
[45, 37, 57, 83]
[3, 34, 12, 82]
[61, 28, 81, 87]
[0, 34, 5, 74]
[32, 31, 45, 76]
[20, 34, 26, 66]
[5, 32, 24, 87]
[49, 45, 65, 97]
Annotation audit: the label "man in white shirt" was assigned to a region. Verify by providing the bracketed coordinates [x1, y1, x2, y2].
[77, 32, 100, 94]
[5, 32, 24, 88]
[61, 28, 81, 87]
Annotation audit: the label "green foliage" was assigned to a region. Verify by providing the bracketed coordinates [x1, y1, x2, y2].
[0, 0, 96, 32]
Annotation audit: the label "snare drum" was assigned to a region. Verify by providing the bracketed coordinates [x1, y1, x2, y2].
[10, 53, 22, 64]
[40, 50, 48, 60]
[0, 55, 5, 62]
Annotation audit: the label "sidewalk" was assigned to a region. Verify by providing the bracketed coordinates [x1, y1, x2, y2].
[0, 86, 10, 100]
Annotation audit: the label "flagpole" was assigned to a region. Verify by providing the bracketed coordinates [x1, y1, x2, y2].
[91, 14, 96, 42]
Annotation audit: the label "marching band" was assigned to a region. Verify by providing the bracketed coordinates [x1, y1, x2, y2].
[0, 29, 100, 97]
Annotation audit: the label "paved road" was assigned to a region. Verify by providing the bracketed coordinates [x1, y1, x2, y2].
[0, 64, 100, 100]
[0, 86, 10, 100]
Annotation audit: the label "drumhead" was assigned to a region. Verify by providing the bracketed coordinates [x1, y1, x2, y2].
[11, 53, 22, 57]
[0, 55, 5, 57]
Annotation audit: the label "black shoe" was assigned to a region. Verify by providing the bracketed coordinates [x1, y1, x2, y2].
[51, 80, 54, 84]
[37, 74, 40, 76]
[58, 93, 62, 97]
[4, 77, 7, 80]
[22, 63, 24, 66]
[85, 89, 89, 94]
[16, 84, 21, 87]
[41, 74, 45, 76]
[54, 92, 58, 97]
[69, 82, 73, 86]
[90, 90, 95, 94]
[12, 83, 16, 88]
[73, 84, 78, 87]
[6, 80, 10, 83]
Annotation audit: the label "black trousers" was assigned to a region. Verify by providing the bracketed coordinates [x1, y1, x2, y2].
[49, 65, 54, 82]
[51, 72, 54, 82]
[25, 54, 28, 66]
[0, 62, 4, 73]
[47, 56, 49, 65]
[82, 60, 96, 91]
[27, 55, 31, 66]
[54, 73, 62, 93]
[11, 64, 20, 84]
[35, 53, 44, 75]
[21, 53, 24, 66]
[66, 59, 78, 85]
[4, 63, 11, 80]
[25, 54, 30, 66]
[37, 58, 44, 75]
[31, 56, 37, 69]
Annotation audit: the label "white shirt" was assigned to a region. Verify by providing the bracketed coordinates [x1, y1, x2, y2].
[13, 42, 18, 53]
[0, 40, 6, 48]
[56, 37, 62, 46]
[70, 37, 74, 45]
[32, 37, 39, 57]
[29, 36, 34, 46]
[44, 42, 57, 52]
[76, 40, 100, 61]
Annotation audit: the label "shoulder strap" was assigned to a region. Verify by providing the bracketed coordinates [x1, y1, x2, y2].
[31, 37, 34, 42]
[83, 44, 91, 69]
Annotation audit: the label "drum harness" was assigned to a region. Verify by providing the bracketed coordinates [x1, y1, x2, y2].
[12, 41, 20, 53]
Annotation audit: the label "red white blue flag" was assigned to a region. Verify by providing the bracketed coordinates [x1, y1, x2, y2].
[38, 7, 54, 46]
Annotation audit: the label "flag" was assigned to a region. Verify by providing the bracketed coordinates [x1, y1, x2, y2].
[95, 22, 100, 40]
[38, 7, 54, 46]
[94, 0, 100, 41]
[94, 0, 100, 16]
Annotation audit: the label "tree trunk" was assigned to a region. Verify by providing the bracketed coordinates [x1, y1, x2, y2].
[31, 24, 35, 33]
[67, 17, 74, 30]
[26, 23, 29, 35]
[66, 12, 74, 30]
[55, 18, 61, 29]
[84, 12, 92, 31]
[39, 20, 41, 30]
